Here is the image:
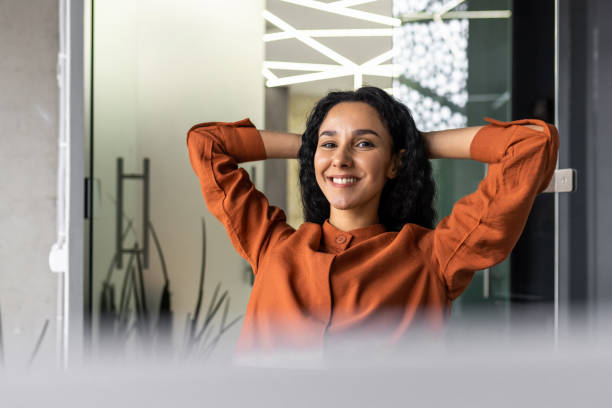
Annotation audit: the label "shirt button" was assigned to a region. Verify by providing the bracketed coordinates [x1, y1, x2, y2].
[335, 235, 347, 244]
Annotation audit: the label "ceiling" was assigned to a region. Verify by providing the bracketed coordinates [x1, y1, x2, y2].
[264, 0, 394, 96]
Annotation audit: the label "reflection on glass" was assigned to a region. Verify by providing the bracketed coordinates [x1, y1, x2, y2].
[393, 0, 513, 319]
[88, 0, 264, 358]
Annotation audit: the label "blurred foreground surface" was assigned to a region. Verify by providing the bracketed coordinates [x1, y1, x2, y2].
[2, 325, 611, 408]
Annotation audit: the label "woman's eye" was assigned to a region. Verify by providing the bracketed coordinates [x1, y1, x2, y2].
[320, 142, 335, 148]
[357, 141, 373, 148]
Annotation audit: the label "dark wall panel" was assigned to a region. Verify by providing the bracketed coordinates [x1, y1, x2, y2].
[510, 0, 555, 305]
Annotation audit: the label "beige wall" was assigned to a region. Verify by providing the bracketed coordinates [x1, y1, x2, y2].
[286, 93, 323, 228]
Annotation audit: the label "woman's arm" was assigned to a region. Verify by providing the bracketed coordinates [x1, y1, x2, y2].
[187, 119, 294, 275]
[259, 130, 302, 159]
[427, 118, 558, 300]
[423, 124, 543, 159]
[258, 124, 543, 160]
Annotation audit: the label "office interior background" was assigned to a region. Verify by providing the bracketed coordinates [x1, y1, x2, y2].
[1, 0, 612, 370]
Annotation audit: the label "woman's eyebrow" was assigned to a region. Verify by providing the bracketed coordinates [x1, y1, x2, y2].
[354, 129, 381, 137]
[319, 129, 381, 137]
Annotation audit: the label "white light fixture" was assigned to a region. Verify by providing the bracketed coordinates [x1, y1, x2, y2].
[361, 49, 396, 68]
[264, 61, 342, 71]
[399, 10, 512, 23]
[261, 67, 279, 82]
[264, 28, 394, 42]
[361, 64, 398, 77]
[280, 0, 401, 27]
[263, 10, 356, 68]
[264, 60, 399, 75]
[445, 10, 512, 19]
[263, 1, 397, 90]
[265, 68, 353, 87]
[437, 0, 467, 17]
[264, 0, 510, 91]
[330, 0, 377, 7]
[354, 69, 363, 89]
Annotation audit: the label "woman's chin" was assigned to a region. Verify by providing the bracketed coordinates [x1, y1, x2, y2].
[329, 199, 356, 211]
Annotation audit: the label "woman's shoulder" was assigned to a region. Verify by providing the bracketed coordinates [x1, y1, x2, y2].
[259, 221, 321, 254]
[293, 221, 322, 238]
[394, 221, 436, 249]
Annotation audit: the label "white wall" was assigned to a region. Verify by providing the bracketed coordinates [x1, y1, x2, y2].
[91, 0, 265, 356]
[0, 0, 58, 367]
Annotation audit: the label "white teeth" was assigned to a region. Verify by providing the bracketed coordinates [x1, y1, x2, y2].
[332, 177, 358, 184]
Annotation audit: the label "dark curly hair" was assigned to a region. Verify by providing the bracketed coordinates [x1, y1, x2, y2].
[298, 86, 437, 231]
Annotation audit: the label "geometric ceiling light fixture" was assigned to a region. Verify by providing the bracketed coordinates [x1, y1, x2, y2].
[263, 0, 510, 99]
[279, 0, 401, 26]
[262, 0, 399, 90]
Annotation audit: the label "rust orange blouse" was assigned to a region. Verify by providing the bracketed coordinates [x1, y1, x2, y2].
[186, 117, 559, 354]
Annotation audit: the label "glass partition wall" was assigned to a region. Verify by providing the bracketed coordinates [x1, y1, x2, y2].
[86, 0, 558, 359]
[392, 0, 559, 338]
[393, 0, 515, 327]
[87, 0, 266, 358]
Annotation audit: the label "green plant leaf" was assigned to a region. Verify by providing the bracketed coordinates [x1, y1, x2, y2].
[190, 218, 207, 339]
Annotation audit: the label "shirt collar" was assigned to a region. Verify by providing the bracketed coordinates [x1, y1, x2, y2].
[321, 219, 386, 252]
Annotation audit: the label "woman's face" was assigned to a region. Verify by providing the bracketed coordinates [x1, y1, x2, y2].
[314, 101, 400, 216]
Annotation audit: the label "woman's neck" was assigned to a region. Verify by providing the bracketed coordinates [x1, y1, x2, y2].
[328, 209, 380, 232]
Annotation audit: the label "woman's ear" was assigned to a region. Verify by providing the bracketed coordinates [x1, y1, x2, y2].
[387, 149, 406, 179]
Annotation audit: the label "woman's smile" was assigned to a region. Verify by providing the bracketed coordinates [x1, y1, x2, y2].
[327, 175, 361, 187]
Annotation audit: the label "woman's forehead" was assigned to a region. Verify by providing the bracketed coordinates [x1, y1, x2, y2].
[317, 103, 393, 144]
[320, 102, 386, 130]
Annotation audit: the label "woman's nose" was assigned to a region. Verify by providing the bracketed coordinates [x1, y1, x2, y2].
[332, 146, 353, 167]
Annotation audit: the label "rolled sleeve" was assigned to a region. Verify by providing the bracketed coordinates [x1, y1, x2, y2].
[188, 118, 267, 164]
[223, 118, 267, 163]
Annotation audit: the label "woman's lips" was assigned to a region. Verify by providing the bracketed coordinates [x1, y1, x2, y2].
[328, 177, 360, 188]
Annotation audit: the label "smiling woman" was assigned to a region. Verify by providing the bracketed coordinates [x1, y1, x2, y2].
[298, 88, 436, 233]
[314, 102, 402, 231]
[186, 86, 559, 355]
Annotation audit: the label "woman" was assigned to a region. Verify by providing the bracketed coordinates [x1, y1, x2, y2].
[186, 86, 559, 355]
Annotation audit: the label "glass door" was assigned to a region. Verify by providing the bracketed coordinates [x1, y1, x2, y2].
[85, 0, 566, 359]
[86, 0, 266, 359]
[393, 0, 563, 339]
